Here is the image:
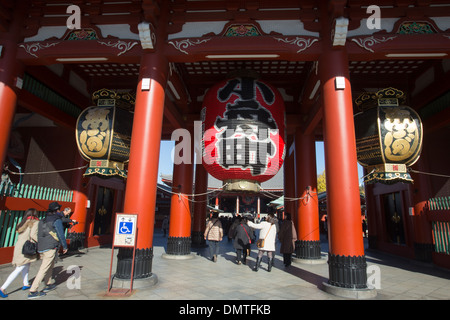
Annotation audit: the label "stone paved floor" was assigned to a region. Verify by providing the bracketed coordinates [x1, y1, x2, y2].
[1, 232, 449, 301]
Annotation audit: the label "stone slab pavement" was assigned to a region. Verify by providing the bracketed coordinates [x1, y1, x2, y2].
[1, 232, 449, 302]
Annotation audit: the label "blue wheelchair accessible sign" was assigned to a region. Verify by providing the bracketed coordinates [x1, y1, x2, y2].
[114, 214, 138, 247]
[119, 221, 133, 234]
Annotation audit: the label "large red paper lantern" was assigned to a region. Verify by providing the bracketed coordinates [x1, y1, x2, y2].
[202, 77, 286, 192]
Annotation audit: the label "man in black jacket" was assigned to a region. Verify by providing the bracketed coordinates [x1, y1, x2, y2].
[28, 202, 68, 299]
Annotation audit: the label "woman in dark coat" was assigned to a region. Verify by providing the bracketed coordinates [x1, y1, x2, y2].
[232, 217, 253, 265]
[278, 213, 297, 267]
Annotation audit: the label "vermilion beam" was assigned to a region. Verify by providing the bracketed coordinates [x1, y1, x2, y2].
[192, 163, 208, 246]
[114, 51, 169, 281]
[294, 130, 321, 259]
[124, 52, 168, 250]
[320, 48, 367, 289]
[67, 153, 89, 248]
[167, 126, 194, 255]
[0, 1, 26, 168]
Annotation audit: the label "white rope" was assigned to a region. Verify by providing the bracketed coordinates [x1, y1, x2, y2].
[360, 168, 376, 180]
[6, 165, 88, 176]
[156, 183, 229, 203]
[408, 168, 450, 179]
[259, 187, 317, 203]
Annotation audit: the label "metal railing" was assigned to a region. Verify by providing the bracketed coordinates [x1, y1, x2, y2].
[428, 196, 450, 255]
[0, 182, 73, 248]
[429, 196, 450, 211]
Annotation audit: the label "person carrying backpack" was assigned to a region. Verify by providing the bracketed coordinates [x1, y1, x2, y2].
[28, 202, 68, 299]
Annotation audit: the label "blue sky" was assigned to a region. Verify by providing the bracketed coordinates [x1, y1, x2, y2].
[157, 140, 364, 185]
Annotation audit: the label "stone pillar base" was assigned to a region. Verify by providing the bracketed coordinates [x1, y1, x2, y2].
[67, 232, 85, 251]
[115, 247, 153, 280]
[293, 256, 327, 265]
[111, 273, 158, 290]
[162, 253, 196, 260]
[295, 240, 322, 259]
[328, 253, 368, 289]
[322, 282, 377, 299]
[166, 236, 191, 255]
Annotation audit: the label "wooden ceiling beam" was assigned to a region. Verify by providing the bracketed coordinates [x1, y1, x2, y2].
[18, 90, 76, 129]
[301, 98, 323, 136]
[347, 33, 450, 60]
[346, 5, 450, 19]
[167, 65, 190, 107]
[165, 36, 321, 63]
[25, 66, 91, 109]
[164, 97, 185, 130]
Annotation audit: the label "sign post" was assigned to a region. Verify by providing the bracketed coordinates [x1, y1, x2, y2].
[106, 213, 138, 296]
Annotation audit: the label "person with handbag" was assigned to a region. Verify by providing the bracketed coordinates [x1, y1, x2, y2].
[247, 214, 278, 272]
[204, 211, 223, 262]
[28, 202, 68, 299]
[232, 216, 252, 265]
[278, 212, 297, 267]
[0, 208, 39, 298]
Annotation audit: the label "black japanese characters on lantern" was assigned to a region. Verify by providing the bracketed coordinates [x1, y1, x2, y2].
[354, 87, 423, 184]
[75, 89, 134, 178]
[202, 77, 285, 192]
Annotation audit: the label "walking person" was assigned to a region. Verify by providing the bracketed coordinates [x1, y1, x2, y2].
[28, 202, 68, 299]
[232, 216, 252, 265]
[227, 214, 240, 242]
[161, 216, 169, 237]
[248, 214, 277, 272]
[278, 212, 297, 267]
[362, 215, 367, 238]
[0, 208, 39, 298]
[204, 211, 223, 262]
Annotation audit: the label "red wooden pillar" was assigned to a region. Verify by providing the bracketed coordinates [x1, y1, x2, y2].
[0, 2, 26, 168]
[294, 130, 321, 259]
[215, 197, 219, 210]
[410, 156, 433, 262]
[115, 51, 168, 280]
[67, 153, 89, 250]
[257, 197, 260, 216]
[166, 130, 194, 256]
[192, 163, 208, 247]
[320, 49, 367, 289]
[283, 140, 296, 227]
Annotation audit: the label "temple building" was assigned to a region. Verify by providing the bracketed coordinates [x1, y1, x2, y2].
[160, 167, 284, 216]
[0, 0, 449, 298]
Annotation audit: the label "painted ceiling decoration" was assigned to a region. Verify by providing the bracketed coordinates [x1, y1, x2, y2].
[5, 0, 450, 139]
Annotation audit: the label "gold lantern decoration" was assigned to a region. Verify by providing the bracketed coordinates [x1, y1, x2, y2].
[76, 89, 134, 178]
[354, 88, 423, 184]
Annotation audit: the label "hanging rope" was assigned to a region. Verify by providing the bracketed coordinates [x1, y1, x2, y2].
[408, 168, 450, 179]
[156, 182, 230, 203]
[360, 168, 376, 181]
[259, 187, 317, 203]
[114, 164, 128, 178]
[6, 165, 89, 176]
